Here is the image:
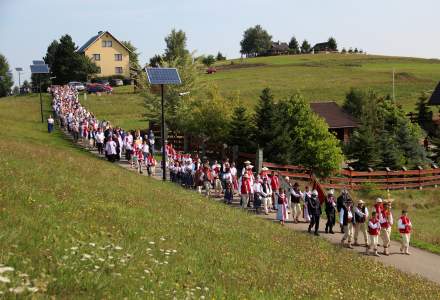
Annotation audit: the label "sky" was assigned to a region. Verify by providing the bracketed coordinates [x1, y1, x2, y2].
[1, 0, 440, 84]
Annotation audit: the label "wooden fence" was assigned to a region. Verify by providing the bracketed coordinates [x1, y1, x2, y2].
[262, 162, 440, 191]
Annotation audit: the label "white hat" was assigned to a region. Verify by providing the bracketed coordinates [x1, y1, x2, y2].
[328, 189, 334, 195]
[246, 165, 254, 169]
[285, 176, 290, 181]
[243, 173, 249, 178]
[376, 198, 383, 203]
[261, 167, 269, 171]
[244, 160, 251, 165]
[358, 200, 365, 204]
[312, 190, 318, 196]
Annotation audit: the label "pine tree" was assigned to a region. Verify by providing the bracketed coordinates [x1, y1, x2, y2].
[378, 130, 404, 169]
[348, 124, 381, 170]
[415, 92, 433, 134]
[228, 105, 255, 152]
[288, 36, 300, 54]
[254, 88, 276, 150]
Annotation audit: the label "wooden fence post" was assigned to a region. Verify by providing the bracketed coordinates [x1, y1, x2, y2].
[255, 148, 263, 174]
[418, 166, 423, 190]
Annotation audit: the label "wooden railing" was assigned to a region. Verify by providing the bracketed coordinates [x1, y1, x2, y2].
[262, 162, 440, 191]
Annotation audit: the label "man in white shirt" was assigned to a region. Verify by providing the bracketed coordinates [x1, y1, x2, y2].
[95, 128, 105, 155]
[105, 138, 117, 162]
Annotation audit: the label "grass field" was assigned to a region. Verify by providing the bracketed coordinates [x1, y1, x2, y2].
[1, 95, 440, 298]
[203, 53, 440, 110]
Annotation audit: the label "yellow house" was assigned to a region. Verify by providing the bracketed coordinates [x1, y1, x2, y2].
[78, 31, 131, 78]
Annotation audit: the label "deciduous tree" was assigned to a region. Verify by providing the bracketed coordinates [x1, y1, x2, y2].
[300, 40, 311, 54]
[0, 53, 13, 97]
[240, 25, 272, 57]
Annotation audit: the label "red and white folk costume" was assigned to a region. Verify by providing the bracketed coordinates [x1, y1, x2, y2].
[367, 215, 381, 256]
[379, 204, 393, 256]
[240, 174, 252, 208]
[398, 213, 412, 255]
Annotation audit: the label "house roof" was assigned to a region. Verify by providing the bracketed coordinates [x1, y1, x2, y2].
[310, 101, 359, 129]
[77, 31, 132, 53]
[312, 42, 330, 50]
[428, 82, 440, 105]
[270, 41, 289, 51]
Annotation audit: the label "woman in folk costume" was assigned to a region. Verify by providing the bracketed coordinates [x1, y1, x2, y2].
[212, 160, 223, 197]
[245, 165, 255, 207]
[202, 163, 213, 197]
[194, 165, 204, 194]
[290, 182, 303, 223]
[146, 153, 156, 176]
[269, 171, 280, 210]
[325, 189, 336, 234]
[398, 210, 412, 255]
[379, 201, 393, 256]
[374, 197, 384, 214]
[302, 186, 311, 223]
[276, 188, 288, 225]
[253, 175, 264, 214]
[240, 173, 252, 208]
[340, 199, 356, 248]
[261, 176, 273, 215]
[354, 200, 369, 246]
[230, 162, 239, 192]
[366, 211, 381, 257]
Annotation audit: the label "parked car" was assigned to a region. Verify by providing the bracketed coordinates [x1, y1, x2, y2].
[86, 83, 113, 94]
[206, 67, 217, 74]
[94, 79, 110, 86]
[68, 81, 85, 91]
[110, 78, 123, 86]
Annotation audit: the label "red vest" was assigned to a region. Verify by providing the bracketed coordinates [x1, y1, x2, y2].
[368, 218, 380, 235]
[270, 176, 279, 190]
[380, 209, 391, 228]
[241, 178, 251, 194]
[399, 216, 411, 234]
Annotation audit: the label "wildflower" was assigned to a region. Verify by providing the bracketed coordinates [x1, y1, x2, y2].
[146, 248, 152, 251]
[149, 242, 155, 245]
[89, 243, 96, 247]
[27, 287, 39, 293]
[144, 270, 150, 274]
[9, 286, 25, 294]
[0, 276, 11, 283]
[94, 265, 100, 270]
[98, 258, 105, 262]
[160, 237, 166, 241]
[82, 254, 92, 259]
[114, 246, 123, 250]
[0, 266, 14, 273]
[70, 247, 78, 250]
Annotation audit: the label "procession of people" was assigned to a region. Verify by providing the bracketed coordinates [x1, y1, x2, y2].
[49, 84, 413, 258]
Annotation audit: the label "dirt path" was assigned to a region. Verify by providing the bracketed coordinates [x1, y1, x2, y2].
[72, 138, 440, 285]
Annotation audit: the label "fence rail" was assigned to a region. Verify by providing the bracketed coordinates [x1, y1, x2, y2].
[262, 162, 440, 191]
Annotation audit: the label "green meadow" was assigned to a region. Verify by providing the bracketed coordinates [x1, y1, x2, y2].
[1, 95, 440, 298]
[203, 53, 440, 110]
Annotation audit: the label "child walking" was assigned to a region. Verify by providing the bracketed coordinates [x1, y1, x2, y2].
[398, 210, 412, 255]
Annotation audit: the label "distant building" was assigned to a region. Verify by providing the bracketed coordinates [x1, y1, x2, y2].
[310, 101, 359, 144]
[312, 42, 336, 54]
[78, 31, 131, 78]
[428, 82, 440, 106]
[267, 41, 290, 55]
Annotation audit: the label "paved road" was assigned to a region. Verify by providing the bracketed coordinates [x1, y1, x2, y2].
[69, 136, 440, 285]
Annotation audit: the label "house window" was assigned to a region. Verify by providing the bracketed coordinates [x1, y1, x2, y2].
[115, 67, 123, 74]
[115, 54, 122, 61]
[93, 54, 100, 61]
[97, 67, 101, 74]
[102, 40, 112, 47]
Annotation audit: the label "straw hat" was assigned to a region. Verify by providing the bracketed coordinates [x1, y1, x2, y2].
[358, 200, 365, 204]
[376, 197, 383, 203]
[285, 176, 290, 181]
[244, 160, 251, 165]
[261, 167, 269, 171]
[328, 189, 334, 195]
[246, 165, 254, 169]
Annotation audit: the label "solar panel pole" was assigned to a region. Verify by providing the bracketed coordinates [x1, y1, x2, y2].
[161, 84, 166, 181]
[39, 74, 44, 123]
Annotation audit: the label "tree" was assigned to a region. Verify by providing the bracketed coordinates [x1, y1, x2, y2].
[288, 36, 300, 54]
[327, 37, 337, 51]
[415, 92, 433, 134]
[270, 94, 344, 177]
[348, 48, 353, 53]
[240, 25, 272, 57]
[377, 130, 405, 169]
[121, 40, 146, 90]
[149, 54, 163, 67]
[228, 105, 255, 152]
[347, 123, 381, 170]
[216, 52, 226, 61]
[254, 88, 276, 153]
[341, 48, 347, 54]
[202, 55, 216, 67]
[343, 88, 367, 118]
[49, 34, 99, 84]
[0, 53, 13, 97]
[354, 48, 359, 53]
[300, 40, 311, 54]
[164, 29, 189, 63]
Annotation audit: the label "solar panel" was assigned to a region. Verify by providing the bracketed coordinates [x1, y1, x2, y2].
[146, 68, 181, 85]
[15, 67, 23, 72]
[32, 60, 45, 65]
[30, 64, 50, 74]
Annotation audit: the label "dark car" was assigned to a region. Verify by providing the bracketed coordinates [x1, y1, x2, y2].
[87, 83, 113, 94]
[110, 78, 123, 86]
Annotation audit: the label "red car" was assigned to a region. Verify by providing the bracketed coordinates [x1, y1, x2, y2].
[86, 83, 113, 94]
[206, 67, 217, 74]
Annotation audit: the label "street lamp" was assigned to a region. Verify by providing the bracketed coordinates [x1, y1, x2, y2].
[15, 67, 23, 94]
[146, 67, 182, 181]
[30, 62, 50, 123]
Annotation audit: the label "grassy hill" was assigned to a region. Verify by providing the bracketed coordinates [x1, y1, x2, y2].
[203, 53, 440, 110]
[1, 95, 440, 298]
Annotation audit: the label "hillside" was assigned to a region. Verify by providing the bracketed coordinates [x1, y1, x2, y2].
[0, 95, 440, 298]
[203, 53, 440, 110]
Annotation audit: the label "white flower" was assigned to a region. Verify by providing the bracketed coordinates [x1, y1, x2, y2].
[144, 269, 150, 274]
[89, 243, 96, 247]
[94, 265, 100, 270]
[200, 296, 206, 300]
[164, 261, 169, 264]
[70, 247, 78, 250]
[108, 256, 113, 259]
[146, 248, 152, 251]
[149, 242, 155, 245]
[27, 287, 39, 293]
[108, 264, 115, 268]
[82, 254, 92, 259]
[0, 266, 14, 273]
[18, 273, 29, 277]
[0, 276, 11, 283]
[114, 246, 123, 250]
[204, 287, 209, 291]
[172, 250, 177, 253]
[9, 286, 25, 294]
[196, 286, 201, 290]
[98, 258, 105, 262]
[160, 237, 166, 241]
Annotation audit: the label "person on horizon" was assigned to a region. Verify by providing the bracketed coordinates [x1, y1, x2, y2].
[367, 211, 381, 257]
[307, 190, 321, 236]
[398, 209, 412, 255]
[325, 189, 336, 234]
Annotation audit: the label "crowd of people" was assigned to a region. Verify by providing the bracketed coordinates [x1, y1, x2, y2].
[48, 84, 413, 258]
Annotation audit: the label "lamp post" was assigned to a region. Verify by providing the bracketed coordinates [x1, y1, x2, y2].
[15, 68, 23, 94]
[146, 68, 182, 181]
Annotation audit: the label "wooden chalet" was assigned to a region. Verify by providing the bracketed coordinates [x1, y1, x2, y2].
[268, 41, 289, 55]
[312, 42, 336, 53]
[310, 102, 359, 144]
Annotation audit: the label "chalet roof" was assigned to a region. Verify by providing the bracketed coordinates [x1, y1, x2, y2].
[428, 82, 440, 105]
[312, 42, 331, 50]
[310, 101, 359, 129]
[270, 41, 289, 51]
[77, 31, 132, 53]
